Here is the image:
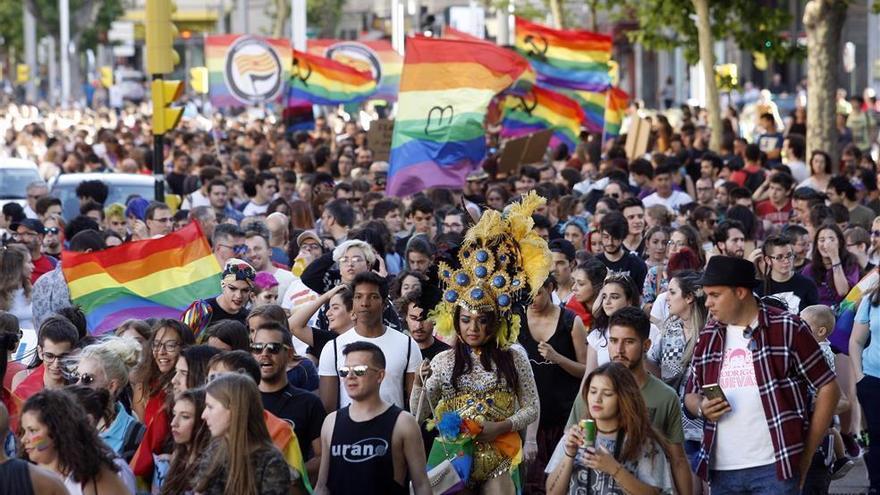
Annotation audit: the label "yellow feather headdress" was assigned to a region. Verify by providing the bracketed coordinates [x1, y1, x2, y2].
[430, 191, 552, 348]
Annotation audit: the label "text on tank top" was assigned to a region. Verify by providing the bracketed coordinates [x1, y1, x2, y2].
[328, 404, 405, 494]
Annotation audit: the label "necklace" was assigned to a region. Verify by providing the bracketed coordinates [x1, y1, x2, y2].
[597, 426, 619, 434]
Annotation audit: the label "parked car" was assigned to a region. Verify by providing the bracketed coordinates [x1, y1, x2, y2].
[50, 173, 160, 221]
[0, 158, 41, 209]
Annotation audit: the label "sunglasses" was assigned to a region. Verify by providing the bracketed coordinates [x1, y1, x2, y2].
[46, 227, 60, 235]
[250, 342, 288, 355]
[338, 365, 376, 378]
[70, 371, 96, 385]
[219, 244, 248, 256]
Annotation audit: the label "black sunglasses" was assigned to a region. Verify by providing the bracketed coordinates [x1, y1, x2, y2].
[250, 342, 288, 355]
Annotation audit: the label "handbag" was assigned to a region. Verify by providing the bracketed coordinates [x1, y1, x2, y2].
[410, 366, 469, 495]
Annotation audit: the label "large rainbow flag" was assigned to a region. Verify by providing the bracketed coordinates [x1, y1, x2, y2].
[205, 35, 292, 108]
[308, 39, 402, 102]
[62, 222, 222, 334]
[604, 86, 630, 137]
[386, 36, 531, 197]
[514, 16, 612, 93]
[500, 85, 585, 152]
[288, 49, 377, 105]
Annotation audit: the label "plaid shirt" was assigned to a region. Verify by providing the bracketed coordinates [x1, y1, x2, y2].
[685, 301, 836, 481]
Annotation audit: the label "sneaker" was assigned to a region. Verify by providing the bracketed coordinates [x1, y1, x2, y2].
[842, 433, 862, 459]
[830, 457, 855, 480]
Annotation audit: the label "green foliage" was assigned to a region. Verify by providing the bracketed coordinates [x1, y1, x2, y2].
[22, 0, 122, 49]
[0, 0, 24, 55]
[596, 0, 803, 64]
[307, 0, 346, 37]
[81, 0, 124, 50]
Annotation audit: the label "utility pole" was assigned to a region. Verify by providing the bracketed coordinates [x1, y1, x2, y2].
[60, 0, 70, 106]
[291, 0, 306, 50]
[237, 0, 249, 33]
[24, 7, 37, 102]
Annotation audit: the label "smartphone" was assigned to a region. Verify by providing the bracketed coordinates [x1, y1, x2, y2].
[702, 383, 729, 403]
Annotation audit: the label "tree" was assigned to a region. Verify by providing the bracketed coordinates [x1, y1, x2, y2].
[307, 0, 346, 38]
[595, 0, 798, 151]
[23, 0, 123, 99]
[802, 1, 845, 160]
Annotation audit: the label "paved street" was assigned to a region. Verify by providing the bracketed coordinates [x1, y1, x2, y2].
[831, 457, 870, 494]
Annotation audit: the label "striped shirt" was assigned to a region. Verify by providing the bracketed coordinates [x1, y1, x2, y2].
[685, 301, 836, 481]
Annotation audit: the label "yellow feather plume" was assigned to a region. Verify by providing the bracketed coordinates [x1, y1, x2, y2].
[464, 209, 505, 245]
[519, 234, 552, 298]
[428, 303, 456, 340]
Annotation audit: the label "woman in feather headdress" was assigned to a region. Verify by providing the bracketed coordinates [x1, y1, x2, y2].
[410, 192, 550, 493]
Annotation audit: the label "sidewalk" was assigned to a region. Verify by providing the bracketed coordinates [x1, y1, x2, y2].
[830, 457, 870, 494]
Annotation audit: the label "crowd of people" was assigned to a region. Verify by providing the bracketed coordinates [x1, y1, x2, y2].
[0, 87, 878, 495]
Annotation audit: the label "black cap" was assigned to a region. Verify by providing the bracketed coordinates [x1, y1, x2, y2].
[9, 218, 46, 235]
[699, 255, 759, 288]
[549, 238, 577, 261]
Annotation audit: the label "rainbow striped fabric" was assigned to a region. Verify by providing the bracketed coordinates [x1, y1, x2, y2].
[205, 35, 292, 108]
[604, 86, 630, 137]
[562, 89, 606, 134]
[308, 39, 402, 102]
[500, 84, 585, 152]
[288, 49, 377, 105]
[514, 16, 612, 93]
[62, 222, 221, 334]
[832, 269, 878, 355]
[387, 36, 531, 197]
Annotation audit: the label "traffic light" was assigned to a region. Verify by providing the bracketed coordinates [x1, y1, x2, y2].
[145, 0, 179, 75]
[151, 79, 184, 134]
[189, 66, 208, 94]
[100, 66, 114, 88]
[16, 64, 29, 84]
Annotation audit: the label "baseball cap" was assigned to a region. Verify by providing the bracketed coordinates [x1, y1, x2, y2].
[10, 218, 46, 235]
[297, 230, 321, 247]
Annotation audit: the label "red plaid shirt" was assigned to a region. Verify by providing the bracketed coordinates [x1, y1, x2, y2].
[685, 302, 836, 481]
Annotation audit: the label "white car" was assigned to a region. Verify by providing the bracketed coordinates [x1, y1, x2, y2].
[0, 158, 41, 209]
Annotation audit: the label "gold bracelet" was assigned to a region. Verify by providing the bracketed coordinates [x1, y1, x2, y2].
[612, 464, 622, 477]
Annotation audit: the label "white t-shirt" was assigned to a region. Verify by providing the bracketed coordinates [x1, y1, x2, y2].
[271, 267, 296, 301]
[587, 329, 610, 366]
[712, 321, 776, 470]
[786, 160, 809, 184]
[317, 327, 421, 408]
[241, 200, 269, 217]
[641, 190, 694, 214]
[181, 189, 210, 210]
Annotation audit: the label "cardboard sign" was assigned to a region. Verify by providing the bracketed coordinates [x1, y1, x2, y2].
[367, 119, 395, 161]
[625, 116, 650, 160]
[498, 135, 530, 175]
[520, 129, 553, 165]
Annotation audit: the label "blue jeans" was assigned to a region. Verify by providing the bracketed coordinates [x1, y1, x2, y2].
[710, 464, 799, 495]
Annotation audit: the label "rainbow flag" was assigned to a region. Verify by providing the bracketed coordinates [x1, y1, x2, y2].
[62, 222, 221, 334]
[500, 85, 585, 152]
[443, 26, 483, 41]
[604, 86, 629, 137]
[308, 39, 402, 102]
[387, 36, 531, 197]
[560, 89, 605, 134]
[514, 16, 612, 93]
[288, 49, 377, 105]
[205, 35, 292, 108]
[831, 269, 878, 355]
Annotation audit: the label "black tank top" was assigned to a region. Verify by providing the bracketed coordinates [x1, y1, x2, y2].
[0, 458, 34, 495]
[328, 404, 407, 495]
[519, 307, 581, 426]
